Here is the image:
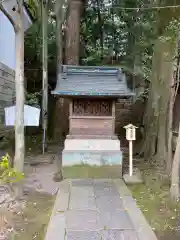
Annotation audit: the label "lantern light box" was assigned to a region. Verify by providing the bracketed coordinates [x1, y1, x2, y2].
[124, 124, 138, 141]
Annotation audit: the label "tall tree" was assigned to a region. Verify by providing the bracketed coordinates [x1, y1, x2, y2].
[53, 0, 69, 181]
[140, 1, 180, 172]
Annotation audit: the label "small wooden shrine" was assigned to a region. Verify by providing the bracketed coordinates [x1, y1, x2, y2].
[52, 65, 134, 171]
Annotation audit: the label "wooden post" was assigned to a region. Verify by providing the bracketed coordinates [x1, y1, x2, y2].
[42, 0, 48, 154]
[129, 140, 133, 176]
[123, 124, 138, 177]
[14, 0, 24, 173]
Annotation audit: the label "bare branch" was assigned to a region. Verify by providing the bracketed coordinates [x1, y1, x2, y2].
[0, 3, 18, 32]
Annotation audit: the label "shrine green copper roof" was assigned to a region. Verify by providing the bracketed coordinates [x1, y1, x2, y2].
[51, 65, 134, 97]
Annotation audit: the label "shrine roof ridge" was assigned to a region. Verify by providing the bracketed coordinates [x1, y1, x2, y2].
[61, 65, 122, 76]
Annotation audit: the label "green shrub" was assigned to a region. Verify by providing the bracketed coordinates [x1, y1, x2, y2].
[0, 153, 24, 185]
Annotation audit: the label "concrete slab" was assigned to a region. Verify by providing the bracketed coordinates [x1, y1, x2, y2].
[62, 138, 122, 167]
[64, 139, 121, 151]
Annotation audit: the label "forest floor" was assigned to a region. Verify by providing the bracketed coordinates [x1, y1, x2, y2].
[129, 162, 180, 240]
[13, 191, 54, 240]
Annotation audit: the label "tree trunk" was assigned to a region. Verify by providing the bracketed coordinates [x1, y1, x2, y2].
[53, 0, 70, 181]
[65, 0, 82, 65]
[14, 0, 25, 197]
[170, 122, 180, 201]
[42, 0, 48, 153]
[141, 39, 163, 161]
[141, 37, 176, 169]
[166, 37, 179, 174]
[56, 0, 66, 72]
[53, 0, 70, 142]
[53, 0, 82, 181]
[156, 38, 176, 167]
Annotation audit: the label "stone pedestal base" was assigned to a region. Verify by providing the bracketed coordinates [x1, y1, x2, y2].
[123, 168, 143, 184]
[62, 139, 123, 169]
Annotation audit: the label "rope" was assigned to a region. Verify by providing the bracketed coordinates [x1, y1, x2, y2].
[85, 4, 180, 11]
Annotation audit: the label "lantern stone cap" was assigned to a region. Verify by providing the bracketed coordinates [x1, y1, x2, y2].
[123, 124, 138, 129]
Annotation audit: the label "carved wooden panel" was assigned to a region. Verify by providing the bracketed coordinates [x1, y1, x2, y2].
[73, 99, 112, 116]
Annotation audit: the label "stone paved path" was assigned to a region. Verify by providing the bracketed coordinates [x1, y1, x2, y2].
[66, 179, 137, 240]
[45, 179, 158, 240]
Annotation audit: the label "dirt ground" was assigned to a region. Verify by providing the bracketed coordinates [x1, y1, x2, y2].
[10, 162, 58, 240]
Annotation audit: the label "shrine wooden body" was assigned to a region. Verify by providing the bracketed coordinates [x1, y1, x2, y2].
[68, 98, 116, 137]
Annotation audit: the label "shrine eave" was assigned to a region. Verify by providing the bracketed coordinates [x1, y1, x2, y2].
[51, 90, 135, 97]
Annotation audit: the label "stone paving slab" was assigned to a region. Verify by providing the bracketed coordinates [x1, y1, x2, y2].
[94, 185, 120, 197]
[66, 210, 101, 231]
[45, 180, 70, 240]
[66, 230, 138, 240]
[98, 210, 133, 230]
[66, 231, 100, 240]
[71, 186, 94, 197]
[95, 195, 124, 211]
[69, 196, 96, 210]
[101, 230, 139, 240]
[71, 179, 93, 186]
[45, 213, 66, 240]
[93, 179, 116, 187]
[44, 179, 158, 240]
[53, 180, 70, 212]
